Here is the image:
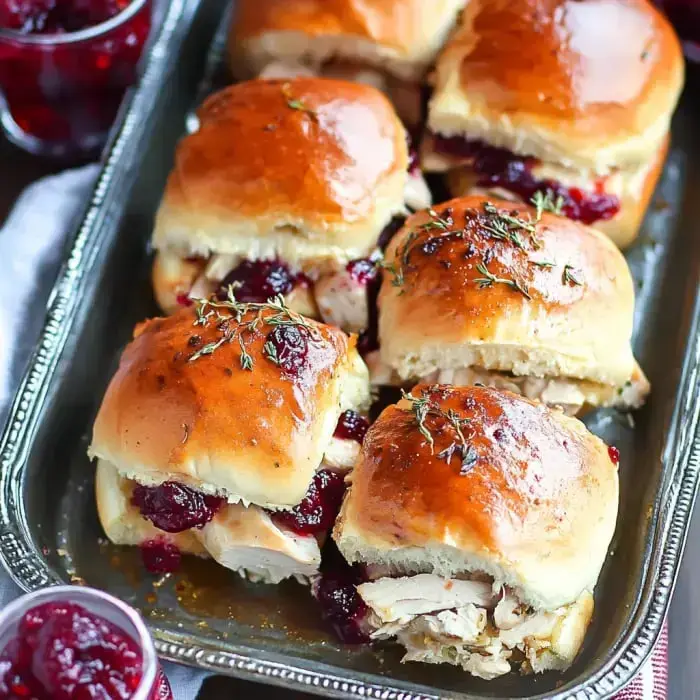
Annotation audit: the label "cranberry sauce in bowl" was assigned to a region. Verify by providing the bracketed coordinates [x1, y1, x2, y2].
[0, 585, 172, 700]
[432, 134, 620, 225]
[0, 0, 152, 156]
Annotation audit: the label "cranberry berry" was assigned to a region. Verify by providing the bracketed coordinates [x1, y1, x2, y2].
[272, 469, 346, 536]
[0, 601, 143, 700]
[218, 259, 297, 303]
[264, 324, 311, 375]
[346, 258, 378, 286]
[131, 482, 225, 533]
[334, 410, 370, 444]
[140, 539, 182, 574]
[608, 445, 620, 465]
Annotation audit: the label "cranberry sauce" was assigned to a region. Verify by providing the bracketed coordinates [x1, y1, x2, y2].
[0, 601, 146, 700]
[346, 257, 379, 286]
[312, 542, 369, 644]
[218, 259, 309, 303]
[272, 469, 347, 536]
[0, 1, 131, 33]
[334, 410, 370, 444]
[139, 539, 182, 575]
[432, 134, 620, 225]
[264, 324, 311, 375]
[131, 482, 225, 534]
[376, 215, 406, 251]
[608, 445, 620, 465]
[0, 0, 151, 151]
[176, 293, 193, 308]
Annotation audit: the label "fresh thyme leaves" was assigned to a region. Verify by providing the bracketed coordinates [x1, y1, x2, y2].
[263, 340, 280, 365]
[421, 208, 453, 232]
[562, 264, 583, 286]
[481, 201, 543, 250]
[400, 391, 477, 472]
[529, 259, 556, 269]
[475, 261, 532, 300]
[531, 190, 565, 218]
[281, 83, 318, 121]
[188, 288, 319, 370]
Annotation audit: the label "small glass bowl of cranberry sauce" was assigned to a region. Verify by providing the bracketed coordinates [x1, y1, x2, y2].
[0, 585, 172, 700]
[0, 0, 152, 157]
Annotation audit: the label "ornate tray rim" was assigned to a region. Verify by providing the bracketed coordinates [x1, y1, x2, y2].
[0, 2, 699, 698]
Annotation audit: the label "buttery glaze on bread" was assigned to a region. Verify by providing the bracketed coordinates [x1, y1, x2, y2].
[154, 78, 408, 259]
[427, 0, 684, 173]
[333, 384, 617, 677]
[230, 0, 467, 81]
[374, 196, 649, 411]
[335, 384, 619, 610]
[151, 78, 431, 322]
[89, 302, 370, 509]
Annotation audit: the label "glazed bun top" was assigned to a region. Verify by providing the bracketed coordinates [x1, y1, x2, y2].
[379, 196, 636, 385]
[427, 0, 684, 172]
[153, 78, 409, 262]
[378, 195, 639, 387]
[230, 0, 467, 81]
[89, 298, 370, 509]
[334, 384, 619, 610]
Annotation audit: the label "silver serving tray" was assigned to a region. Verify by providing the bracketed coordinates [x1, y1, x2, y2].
[1, 1, 700, 698]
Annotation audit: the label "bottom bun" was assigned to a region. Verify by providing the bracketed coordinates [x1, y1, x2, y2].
[96, 460, 321, 584]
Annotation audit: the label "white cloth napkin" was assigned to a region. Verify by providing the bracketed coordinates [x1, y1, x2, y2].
[0, 165, 206, 699]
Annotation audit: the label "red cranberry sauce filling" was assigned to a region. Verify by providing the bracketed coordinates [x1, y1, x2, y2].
[312, 543, 370, 644]
[264, 324, 311, 376]
[608, 445, 620, 465]
[140, 539, 182, 574]
[0, 0, 130, 33]
[217, 259, 310, 303]
[334, 410, 370, 444]
[271, 469, 347, 536]
[0, 601, 152, 700]
[346, 257, 379, 286]
[131, 482, 225, 534]
[431, 134, 620, 225]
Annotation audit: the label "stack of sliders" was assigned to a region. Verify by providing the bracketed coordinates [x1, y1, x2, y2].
[151, 77, 431, 333]
[89, 293, 370, 581]
[331, 384, 620, 679]
[421, 0, 684, 248]
[228, 0, 467, 126]
[368, 195, 650, 415]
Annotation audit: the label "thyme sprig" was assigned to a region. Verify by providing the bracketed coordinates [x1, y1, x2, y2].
[281, 83, 318, 121]
[531, 190, 565, 218]
[475, 262, 532, 299]
[401, 390, 478, 473]
[189, 287, 319, 370]
[381, 209, 452, 290]
[562, 264, 583, 286]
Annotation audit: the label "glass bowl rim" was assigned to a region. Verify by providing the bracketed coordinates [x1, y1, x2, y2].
[0, 0, 149, 45]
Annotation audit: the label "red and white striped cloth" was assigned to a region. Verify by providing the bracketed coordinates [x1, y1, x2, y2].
[613, 621, 668, 699]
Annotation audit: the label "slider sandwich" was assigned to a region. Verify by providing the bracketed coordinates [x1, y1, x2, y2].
[370, 195, 649, 415]
[89, 293, 370, 582]
[421, 0, 684, 247]
[152, 77, 431, 333]
[229, 0, 466, 126]
[333, 384, 620, 679]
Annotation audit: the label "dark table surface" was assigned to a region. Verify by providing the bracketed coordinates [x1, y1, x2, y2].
[0, 133, 697, 700]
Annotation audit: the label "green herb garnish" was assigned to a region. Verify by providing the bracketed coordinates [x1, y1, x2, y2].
[401, 390, 477, 473]
[189, 288, 318, 370]
[282, 83, 318, 121]
[475, 261, 531, 300]
[562, 264, 583, 286]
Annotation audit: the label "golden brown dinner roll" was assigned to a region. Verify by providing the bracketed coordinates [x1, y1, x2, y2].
[230, 0, 465, 81]
[333, 384, 619, 678]
[229, 0, 465, 125]
[90, 297, 370, 582]
[422, 0, 684, 247]
[152, 77, 430, 331]
[370, 196, 649, 414]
